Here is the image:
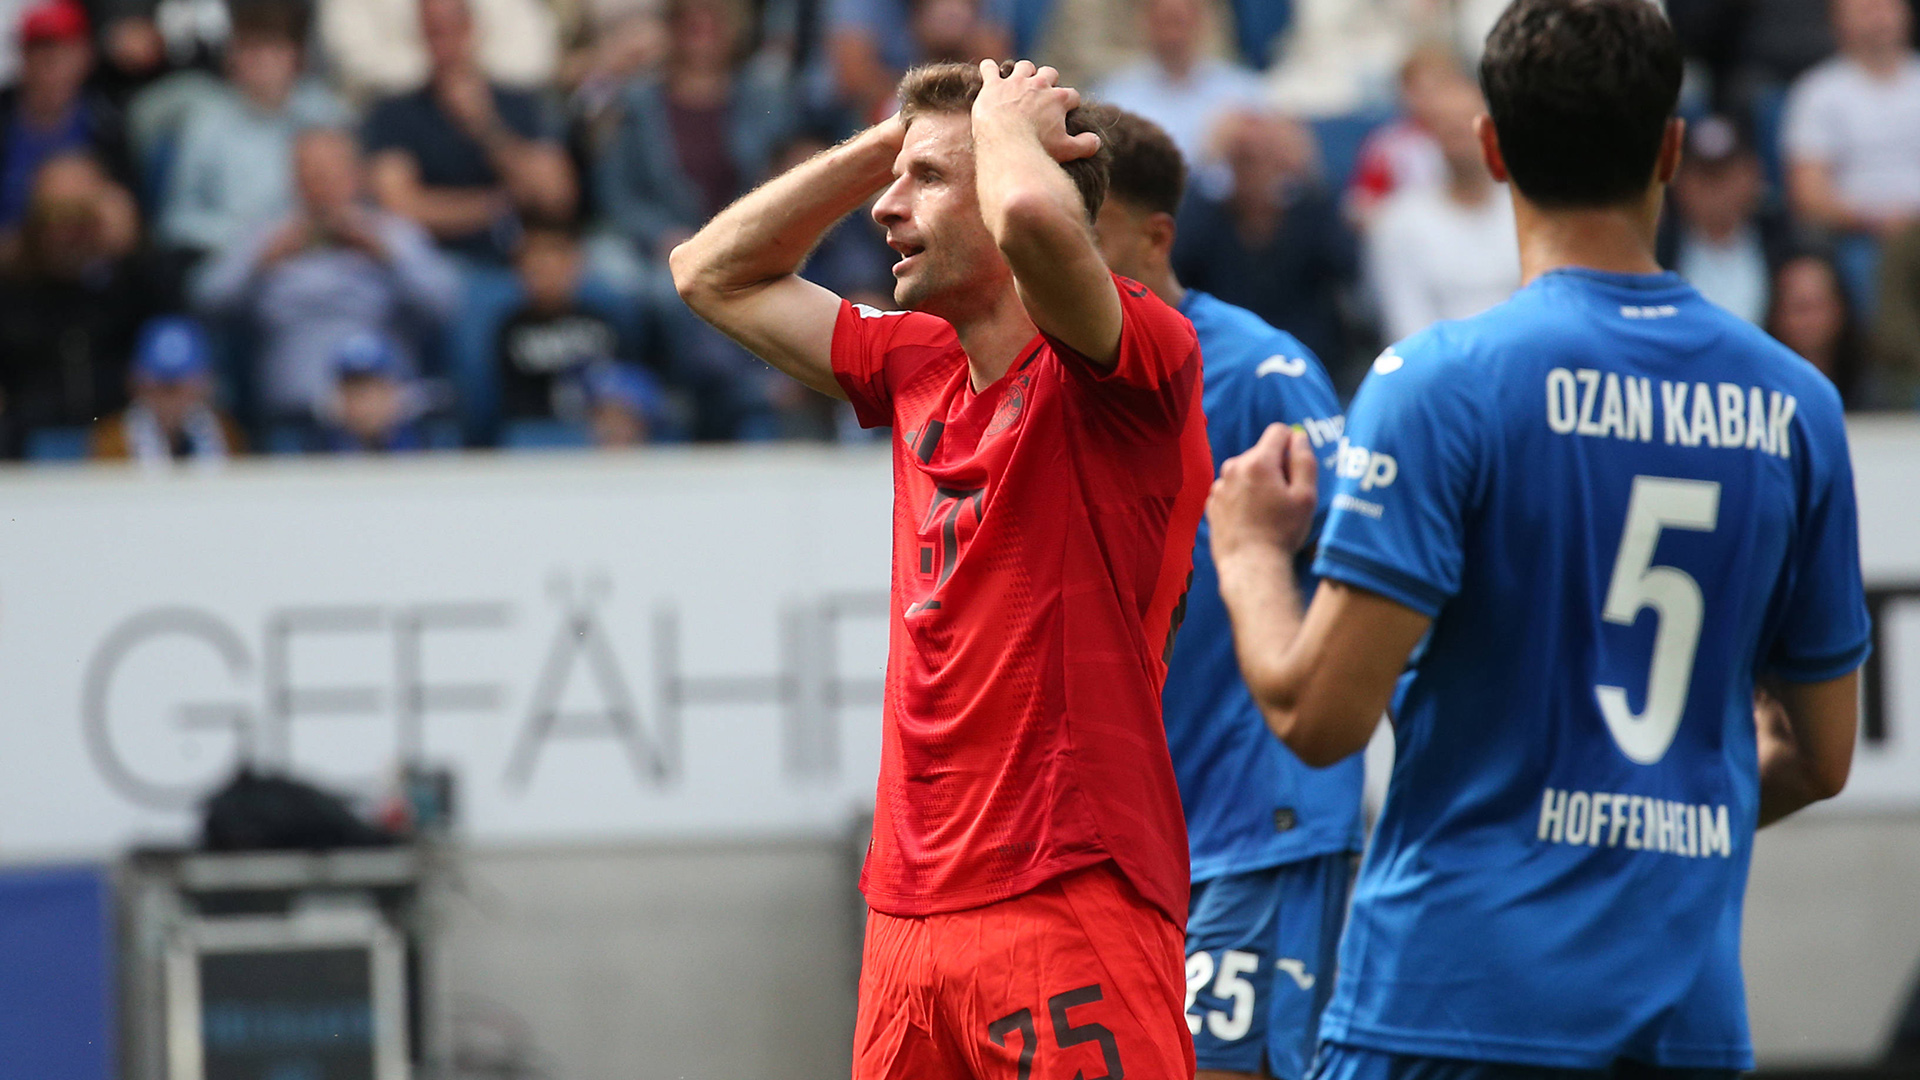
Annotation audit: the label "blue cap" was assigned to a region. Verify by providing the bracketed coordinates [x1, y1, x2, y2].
[332, 333, 402, 379]
[133, 317, 212, 382]
[582, 360, 663, 419]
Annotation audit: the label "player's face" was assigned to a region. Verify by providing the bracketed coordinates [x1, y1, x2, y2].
[872, 112, 1012, 319]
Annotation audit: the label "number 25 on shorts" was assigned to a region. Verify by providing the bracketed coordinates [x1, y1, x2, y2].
[1184, 949, 1258, 1041]
[986, 984, 1125, 1080]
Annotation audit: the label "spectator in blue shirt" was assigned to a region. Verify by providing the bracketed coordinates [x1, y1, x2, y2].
[0, 0, 136, 235]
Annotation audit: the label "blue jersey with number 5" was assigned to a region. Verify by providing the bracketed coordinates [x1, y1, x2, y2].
[1310, 269, 1871, 1070]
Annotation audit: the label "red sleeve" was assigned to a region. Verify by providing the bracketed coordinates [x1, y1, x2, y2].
[1047, 274, 1203, 429]
[829, 301, 954, 429]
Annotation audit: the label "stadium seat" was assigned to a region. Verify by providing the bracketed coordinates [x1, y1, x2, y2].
[26, 427, 91, 462]
[423, 418, 465, 449]
[265, 424, 311, 455]
[501, 419, 593, 450]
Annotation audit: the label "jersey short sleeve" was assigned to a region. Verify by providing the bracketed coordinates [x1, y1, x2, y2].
[1250, 343, 1341, 437]
[1765, 391, 1873, 682]
[1237, 334, 1343, 519]
[1312, 334, 1483, 618]
[1044, 274, 1202, 430]
[830, 300, 955, 428]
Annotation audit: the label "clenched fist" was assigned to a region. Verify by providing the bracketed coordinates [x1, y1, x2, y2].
[1208, 423, 1319, 565]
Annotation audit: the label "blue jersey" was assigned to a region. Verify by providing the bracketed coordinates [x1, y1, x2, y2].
[1311, 270, 1872, 1070]
[1164, 290, 1364, 883]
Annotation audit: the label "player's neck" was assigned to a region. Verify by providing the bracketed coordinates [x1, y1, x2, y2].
[952, 288, 1042, 392]
[1511, 188, 1664, 286]
[1134, 265, 1185, 310]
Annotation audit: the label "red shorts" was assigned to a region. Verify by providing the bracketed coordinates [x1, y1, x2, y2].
[853, 860, 1196, 1080]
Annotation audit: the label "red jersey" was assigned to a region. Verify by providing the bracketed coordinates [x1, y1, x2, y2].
[832, 275, 1211, 926]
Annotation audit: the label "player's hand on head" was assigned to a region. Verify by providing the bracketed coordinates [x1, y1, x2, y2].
[974, 58, 1101, 164]
[871, 109, 907, 152]
[1208, 423, 1319, 561]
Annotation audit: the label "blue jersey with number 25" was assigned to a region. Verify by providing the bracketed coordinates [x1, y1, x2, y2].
[1164, 290, 1362, 883]
[1310, 269, 1872, 1071]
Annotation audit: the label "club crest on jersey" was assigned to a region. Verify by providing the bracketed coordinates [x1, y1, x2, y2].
[986, 373, 1031, 435]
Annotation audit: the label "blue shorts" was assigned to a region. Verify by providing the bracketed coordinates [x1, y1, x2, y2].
[1185, 852, 1353, 1079]
[1310, 1043, 1743, 1080]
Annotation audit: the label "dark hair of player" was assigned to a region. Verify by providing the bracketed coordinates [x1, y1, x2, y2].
[1478, 0, 1683, 208]
[896, 61, 1112, 222]
[1079, 104, 1185, 218]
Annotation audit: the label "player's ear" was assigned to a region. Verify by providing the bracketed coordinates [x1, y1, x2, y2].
[1654, 116, 1686, 186]
[1149, 211, 1177, 258]
[1474, 114, 1509, 184]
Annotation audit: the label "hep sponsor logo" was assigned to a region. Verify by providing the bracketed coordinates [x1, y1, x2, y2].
[1334, 438, 1398, 492]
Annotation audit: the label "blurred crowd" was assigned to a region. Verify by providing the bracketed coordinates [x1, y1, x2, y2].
[0, 0, 1917, 465]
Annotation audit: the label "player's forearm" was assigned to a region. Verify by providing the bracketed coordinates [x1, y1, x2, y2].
[1215, 547, 1321, 758]
[973, 112, 1089, 268]
[972, 112, 1119, 360]
[671, 121, 899, 310]
[1758, 758, 1834, 827]
[1758, 722, 1848, 825]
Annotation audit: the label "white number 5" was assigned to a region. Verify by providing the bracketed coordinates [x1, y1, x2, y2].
[1596, 476, 1721, 765]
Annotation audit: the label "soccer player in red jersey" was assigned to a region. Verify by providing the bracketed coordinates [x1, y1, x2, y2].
[671, 58, 1210, 1080]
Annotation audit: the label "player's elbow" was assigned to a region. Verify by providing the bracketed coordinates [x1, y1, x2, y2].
[1282, 725, 1361, 769]
[668, 240, 721, 316]
[1806, 754, 1851, 802]
[1252, 695, 1337, 768]
[1256, 691, 1369, 768]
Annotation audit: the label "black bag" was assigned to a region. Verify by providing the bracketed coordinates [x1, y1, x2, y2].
[200, 767, 396, 852]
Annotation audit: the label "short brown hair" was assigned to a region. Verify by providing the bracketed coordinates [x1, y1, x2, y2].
[1080, 104, 1184, 217]
[228, 0, 309, 42]
[896, 60, 1112, 222]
